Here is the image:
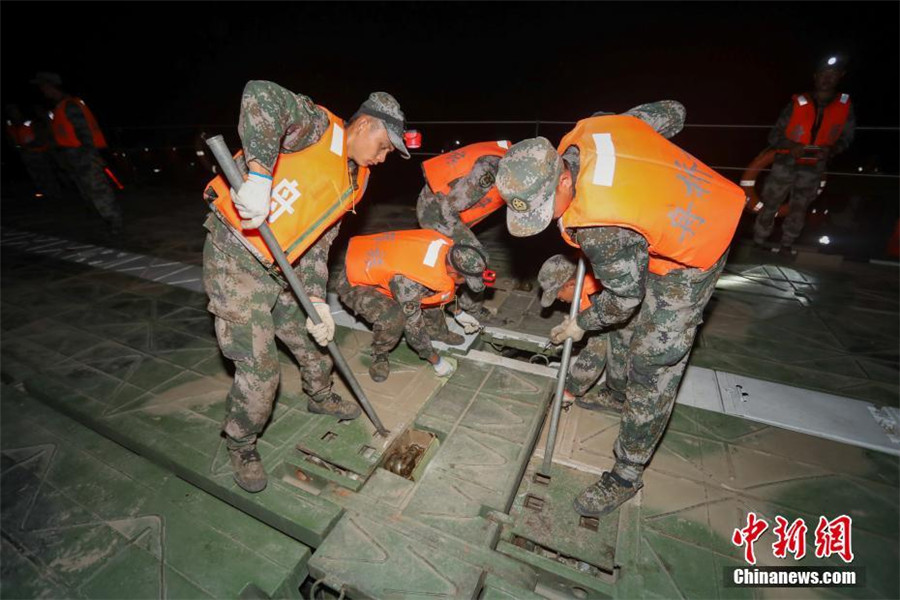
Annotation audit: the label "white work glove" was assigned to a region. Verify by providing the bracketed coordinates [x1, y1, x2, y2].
[232, 172, 272, 230]
[432, 356, 456, 377]
[306, 302, 335, 347]
[453, 311, 482, 334]
[549, 315, 586, 345]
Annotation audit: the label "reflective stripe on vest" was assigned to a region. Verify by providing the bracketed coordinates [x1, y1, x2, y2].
[345, 229, 457, 307]
[784, 93, 851, 147]
[421, 140, 510, 226]
[51, 97, 107, 148]
[557, 115, 744, 276]
[206, 106, 370, 266]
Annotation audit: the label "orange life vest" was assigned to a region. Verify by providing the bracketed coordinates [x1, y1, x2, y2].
[206, 107, 370, 266]
[782, 93, 851, 148]
[557, 115, 744, 276]
[50, 97, 107, 148]
[421, 140, 510, 226]
[345, 229, 457, 307]
[564, 271, 603, 312]
[6, 121, 47, 151]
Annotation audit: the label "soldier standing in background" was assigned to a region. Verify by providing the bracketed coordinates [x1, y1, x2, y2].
[31, 72, 123, 236]
[753, 55, 855, 255]
[4, 103, 64, 200]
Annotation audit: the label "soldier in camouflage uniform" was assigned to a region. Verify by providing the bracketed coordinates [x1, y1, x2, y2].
[4, 104, 65, 200]
[336, 242, 485, 382]
[416, 145, 503, 323]
[497, 101, 736, 518]
[31, 72, 122, 236]
[537, 255, 628, 413]
[202, 81, 409, 492]
[753, 55, 855, 255]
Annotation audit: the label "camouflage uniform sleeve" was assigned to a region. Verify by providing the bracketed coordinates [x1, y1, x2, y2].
[767, 102, 796, 149]
[831, 102, 855, 155]
[65, 101, 95, 148]
[574, 226, 649, 331]
[622, 100, 686, 139]
[295, 221, 341, 300]
[237, 80, 330, 170]
[388, 275, 435, 358]
[443, 155, 502, 212]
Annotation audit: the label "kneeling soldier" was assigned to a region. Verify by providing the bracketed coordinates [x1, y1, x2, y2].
[337, 229, 487, 382]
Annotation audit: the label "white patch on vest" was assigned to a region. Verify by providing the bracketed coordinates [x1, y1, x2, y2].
[754, 201, 764, 211]
[497, 140, 509, 149]
[740, 180, 756, 187]
[797, 95, 809, 106]
[269, 179, 302, 223]
[330, 123, 344, 156]
[820, 181, 827, 187]
[840, 93, 849, 104]
[591, 133, 616, 187]
[23, 121, 31, 127]
[422, 239, 449, 268]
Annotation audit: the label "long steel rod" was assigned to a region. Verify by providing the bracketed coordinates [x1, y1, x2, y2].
[540, 256, 587, 476]
[205, 135, 389, 436]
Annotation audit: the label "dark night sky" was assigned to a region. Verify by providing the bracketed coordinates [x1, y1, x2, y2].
[2, 1, 898, 171]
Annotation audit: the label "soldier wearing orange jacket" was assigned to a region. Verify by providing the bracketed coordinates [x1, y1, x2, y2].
[337, 229, 487, 382]
[496, 101, 744, 518]
[416, 140, 511, 325]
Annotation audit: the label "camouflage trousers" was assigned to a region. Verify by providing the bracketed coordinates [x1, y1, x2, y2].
[567, 253, 727, 472]
[753, 156, 827, 246]
[335, 272, 447, 360]
[19, 149, 64, 199]
[566, 326, 630, 402]
[58, 147, 122, 231]
[203, 216, 333, 443]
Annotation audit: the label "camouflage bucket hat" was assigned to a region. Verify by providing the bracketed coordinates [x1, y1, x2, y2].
[449, 244, 487, 293]
[496, 137, 562, 237]
[538, 254, 578, 308]
[357, 92, 410, 159]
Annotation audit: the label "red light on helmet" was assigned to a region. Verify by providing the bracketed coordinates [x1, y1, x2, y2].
[403, 129, 422, 149]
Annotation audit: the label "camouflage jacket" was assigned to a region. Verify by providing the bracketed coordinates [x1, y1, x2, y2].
[214, 80, 360, 298]
[561, 101, 683, 332]
[768, 93, 856, 155]
[417, 155, 501, 229]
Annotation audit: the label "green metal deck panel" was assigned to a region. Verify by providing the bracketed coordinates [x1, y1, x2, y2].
[2, 354, 343, 548]
[0, 384, 309, 600]
[400, 359, 552, 544]
[477, 574, 545, 600]
[505, 460, 620, 578]
[308, 512, 486, 599]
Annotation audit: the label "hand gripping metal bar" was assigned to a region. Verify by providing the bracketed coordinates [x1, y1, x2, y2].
[206, 135, 389, 436]
[540, 256, 587, 476]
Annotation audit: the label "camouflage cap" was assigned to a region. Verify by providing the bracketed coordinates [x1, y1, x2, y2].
[356, 92, 410, 159]
[496, 137, 562, 237]
[448, 244, 487, 293]
[29, 71, 62, 87]
[537, 254, 578, 307]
